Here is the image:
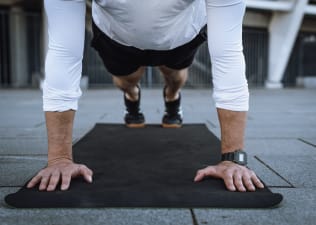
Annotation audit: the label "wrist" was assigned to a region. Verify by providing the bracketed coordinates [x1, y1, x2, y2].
[48, 156, 73, 166]
[221, 149, 247, 166]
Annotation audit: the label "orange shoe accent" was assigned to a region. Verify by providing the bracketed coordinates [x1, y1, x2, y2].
[161, 123, 182, 128]
[126, 123, 145, 128]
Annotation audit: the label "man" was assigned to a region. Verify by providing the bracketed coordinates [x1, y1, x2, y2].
[27, 0, 264, 192]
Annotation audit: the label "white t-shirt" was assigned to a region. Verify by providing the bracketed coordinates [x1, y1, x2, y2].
[43, 0, 249, 112]
[92, 0, 207, 50]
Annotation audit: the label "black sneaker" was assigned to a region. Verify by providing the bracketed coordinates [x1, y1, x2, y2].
[162, 87, 183, 128]
[124, 85, 145, 128]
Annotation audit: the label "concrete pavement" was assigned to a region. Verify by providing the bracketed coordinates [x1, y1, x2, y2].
[0, 88, 315, 225]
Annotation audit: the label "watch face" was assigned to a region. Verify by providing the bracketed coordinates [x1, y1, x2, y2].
[234, 151, 247, 165]
[238, 153, 245, 162]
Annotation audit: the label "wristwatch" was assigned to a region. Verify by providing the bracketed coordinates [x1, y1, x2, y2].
[221, 150, 247, 166]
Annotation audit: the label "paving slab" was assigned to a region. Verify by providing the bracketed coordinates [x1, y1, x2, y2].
[0, 157, 46, 186]
[257, 155, 316, 188]
[193, 187, 316, 225]
[245, 139, 316, 156]
[0, 138, 47, 155]
[247, 157, 290, 187]
[0, 115, 45, 128]
[0, 188, 193, 225]
[298, 137, 316, 148]
[244, 126, 316, 139]
[0, 128, 39, 138]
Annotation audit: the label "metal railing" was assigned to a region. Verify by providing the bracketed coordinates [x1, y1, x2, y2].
[0, 9, 42, 88]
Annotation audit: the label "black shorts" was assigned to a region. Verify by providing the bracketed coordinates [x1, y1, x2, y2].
[91, 21, 207, 76]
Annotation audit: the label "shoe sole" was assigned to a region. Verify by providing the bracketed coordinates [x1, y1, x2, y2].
[126, 123, 145, 128]
[161, 123, 182, 128]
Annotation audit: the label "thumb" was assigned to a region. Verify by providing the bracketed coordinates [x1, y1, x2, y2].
[194, 166, 217, 182]
[83, 170, 93, 183]
[79, 165, 93, 183]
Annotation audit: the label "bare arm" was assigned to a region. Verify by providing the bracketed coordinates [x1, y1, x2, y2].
[27, 111, 93, 191]
[27, 0, 92, 191]
[194, 109, 264, 192]
[194, 0, 264, 191]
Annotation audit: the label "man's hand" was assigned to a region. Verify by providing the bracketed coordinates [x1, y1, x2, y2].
[27, 159, 93, 191]
[194, 161, 264, 192]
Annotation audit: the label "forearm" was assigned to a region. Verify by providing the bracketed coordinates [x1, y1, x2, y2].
[217, 108, 246, 153]
[45, 111, 75, 165]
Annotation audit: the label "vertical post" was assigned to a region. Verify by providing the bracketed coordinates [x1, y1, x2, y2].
[146, 66, 153, 88]
[266, 0, 308, 88]
[40, 3, 48, 89]
[9, 7, 28, 87]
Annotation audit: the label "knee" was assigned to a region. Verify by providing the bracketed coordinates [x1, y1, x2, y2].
[159, 66, 188, 83]
[112, 76, 136, 92]
[112, 67, 145, 91]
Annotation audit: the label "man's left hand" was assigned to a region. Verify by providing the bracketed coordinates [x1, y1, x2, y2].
[194, 161, 265, 192]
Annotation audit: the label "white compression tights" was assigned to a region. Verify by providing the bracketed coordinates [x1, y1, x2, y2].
[43, 0, 248, 112]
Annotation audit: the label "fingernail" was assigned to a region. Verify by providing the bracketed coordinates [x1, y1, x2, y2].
[89, 176, 92, 183]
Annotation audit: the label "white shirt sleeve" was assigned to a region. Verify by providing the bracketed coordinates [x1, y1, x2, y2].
[43, 0, 86, 112]
[205, 0, 249, 111]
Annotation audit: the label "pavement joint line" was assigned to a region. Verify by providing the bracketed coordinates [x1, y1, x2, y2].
[254, 156, 295, 188]
[99, 113, 108, 120]
[267, 185, 295, 188]
[297, 138, 316, 148]
[34, 121, 45, 128]
[0, 155, 46, 160]
[0, 185, 22, 188]
[0, 137, 46, 140]
[72, 125, 96, 145]
[0, 154, 47, 157]
[206, 120, 216, 128]
[245, 137, 296, 140]
[190, 209, 199, 225]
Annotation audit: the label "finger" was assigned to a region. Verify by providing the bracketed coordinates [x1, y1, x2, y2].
[47, 172, 61, 191]
[223, 172, 236, 191]
[61, 172, 72, 191]
[194, 166, 217, 182]
[242, 174, 256, 192]
[251, 173, 265, 189]
[233, 173, 246, 192]
[39, 175, 51, 191]
[79, 165, 93, 183]
[27, 174, 42, 188]
[194, 169, 206, 182]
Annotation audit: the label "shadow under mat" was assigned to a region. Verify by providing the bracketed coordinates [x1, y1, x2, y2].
[5, 124, 283, 208]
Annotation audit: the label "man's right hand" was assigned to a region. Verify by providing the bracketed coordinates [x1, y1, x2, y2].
[27, 159, 93, 191]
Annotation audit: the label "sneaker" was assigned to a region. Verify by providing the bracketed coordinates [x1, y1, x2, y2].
[162, 86, 183, 128]
[124, 85, 145, 128]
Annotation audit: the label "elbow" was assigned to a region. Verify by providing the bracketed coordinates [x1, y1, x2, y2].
[213, 84, 249, 111]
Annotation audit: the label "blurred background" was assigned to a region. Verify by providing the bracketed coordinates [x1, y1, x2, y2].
[0, 0, 316, 89]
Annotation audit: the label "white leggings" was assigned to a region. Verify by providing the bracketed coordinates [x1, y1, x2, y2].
[43, 0, 248, 112]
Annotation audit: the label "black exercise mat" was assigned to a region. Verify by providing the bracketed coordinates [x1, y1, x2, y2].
[5, 124, 282, 208]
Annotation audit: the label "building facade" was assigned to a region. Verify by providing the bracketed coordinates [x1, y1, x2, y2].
[0, 0, 316, 88]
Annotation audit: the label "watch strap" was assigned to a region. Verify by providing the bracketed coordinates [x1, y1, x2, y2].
[221, 150, 247, 166]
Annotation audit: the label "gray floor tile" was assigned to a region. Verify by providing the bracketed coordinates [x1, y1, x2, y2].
[0, 188, 193, 225]
[0, 157, 46, 186]
[248, 157, 290, 187]
[298, 137, 316, 148]
[245, 139, 316, 156]
[193, 188, 316, 225]
[257, 155, 316, 188]
[0, 138, 47, 155]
